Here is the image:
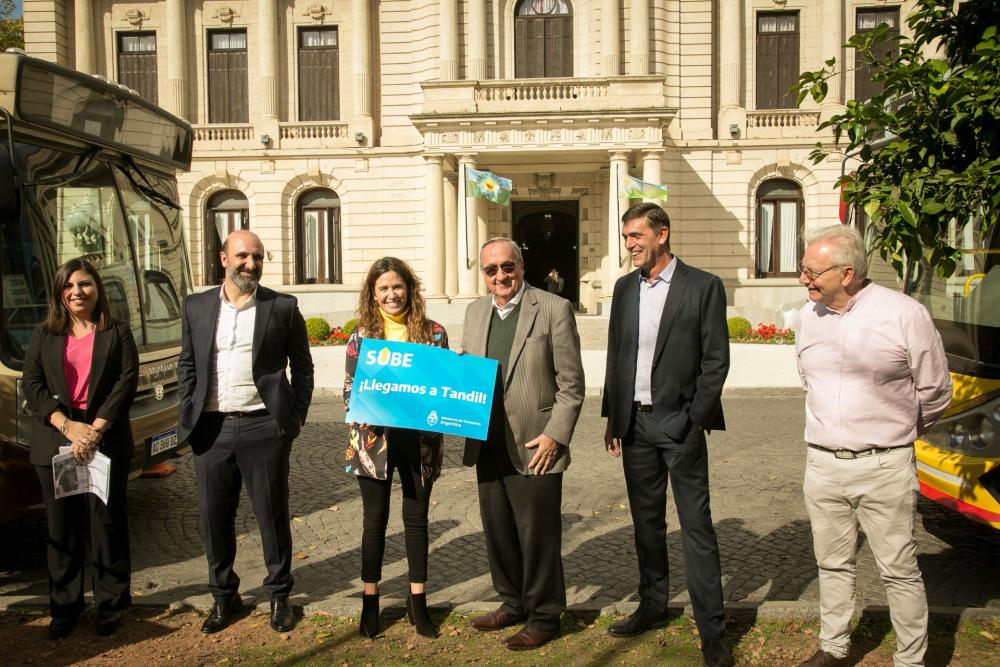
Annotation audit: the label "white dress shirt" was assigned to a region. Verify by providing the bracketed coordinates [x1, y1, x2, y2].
[634, 258, 677, 404]
[491, 281, 527, 320]
[205, 287, 266, 412]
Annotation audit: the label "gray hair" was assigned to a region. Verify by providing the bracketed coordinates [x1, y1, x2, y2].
[805, 225, 869, 279]
[480, 237, 524, 266]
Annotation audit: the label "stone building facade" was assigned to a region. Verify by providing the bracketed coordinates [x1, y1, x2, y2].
[22, 0, 916, 322]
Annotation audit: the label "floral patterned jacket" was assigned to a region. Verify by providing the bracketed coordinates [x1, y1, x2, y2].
[342, 321, 448, 484]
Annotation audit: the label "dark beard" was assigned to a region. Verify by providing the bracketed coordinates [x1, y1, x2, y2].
[229, 268, 260, 291]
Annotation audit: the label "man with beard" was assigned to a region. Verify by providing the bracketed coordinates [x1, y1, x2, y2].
[178, 230, 313, 634]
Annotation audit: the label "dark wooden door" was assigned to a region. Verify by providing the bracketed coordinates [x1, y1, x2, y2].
[208, 30, 249, 123]
[854, 9, 900, 101]
[118, 32, 158, 103]
[756, 13, 799, 109]
[298, 28, 339, 121]
[515, 16, 573, 78]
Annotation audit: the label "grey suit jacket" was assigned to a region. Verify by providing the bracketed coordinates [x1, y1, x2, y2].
[462, 286, 585, 475]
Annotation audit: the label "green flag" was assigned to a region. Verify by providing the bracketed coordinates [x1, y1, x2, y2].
[621, 174, 669, 202]
[466, 168, 513, 206]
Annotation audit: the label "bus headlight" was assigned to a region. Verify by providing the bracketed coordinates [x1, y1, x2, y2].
[923, 393, 1000, 458]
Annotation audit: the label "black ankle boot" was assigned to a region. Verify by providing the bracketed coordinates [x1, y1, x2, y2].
[406, 592, 439, 639]
[358, 593, 380, 638]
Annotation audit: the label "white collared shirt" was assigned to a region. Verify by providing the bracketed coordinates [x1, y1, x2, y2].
[634, 257, 677, 404]
[491, 282, 527, 320]
[205, 287, 266, 412]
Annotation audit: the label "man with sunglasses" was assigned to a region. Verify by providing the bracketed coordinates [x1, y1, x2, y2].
[461, 238, 585, 651]
[794, 225, 950, 667]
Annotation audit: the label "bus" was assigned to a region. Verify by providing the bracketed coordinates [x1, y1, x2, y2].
[907, 219, 1000, 529]
[0, 52, 194, 521]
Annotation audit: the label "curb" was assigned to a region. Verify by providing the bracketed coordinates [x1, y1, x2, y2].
[3, 596, 996, 623]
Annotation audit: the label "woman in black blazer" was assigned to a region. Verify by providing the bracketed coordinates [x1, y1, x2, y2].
[22, 258, 139, 640]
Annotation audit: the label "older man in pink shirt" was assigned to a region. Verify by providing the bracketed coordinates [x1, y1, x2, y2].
[793, 225, 951, 667]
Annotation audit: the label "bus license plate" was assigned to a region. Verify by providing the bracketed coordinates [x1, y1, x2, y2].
[150, 429, 178, 457]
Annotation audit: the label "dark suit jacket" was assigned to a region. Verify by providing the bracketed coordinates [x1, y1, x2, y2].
[602, 258, 730, 441]
[177, 285, 314, 447]
[461, 286, 586, 474]
[22, 320, 139, 466]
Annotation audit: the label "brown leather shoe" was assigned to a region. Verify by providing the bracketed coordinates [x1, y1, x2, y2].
[504, 625, 558, 651]
[797, 648, 850, 667]
[470, 609, 526, 632]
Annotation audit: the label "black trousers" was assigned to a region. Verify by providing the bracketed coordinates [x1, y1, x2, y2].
[193, 413, 293, 601]
[476, 437, 565, 632]
[357, 429, 433, 584]
[622, 409, 726, 640]
[34, 455, 131, 619]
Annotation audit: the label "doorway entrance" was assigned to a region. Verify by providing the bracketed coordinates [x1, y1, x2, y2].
[512, 201, 579, 306]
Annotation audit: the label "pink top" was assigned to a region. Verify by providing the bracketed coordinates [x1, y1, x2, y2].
[64, 331, 95, 410]
[795, 282, 952, 450]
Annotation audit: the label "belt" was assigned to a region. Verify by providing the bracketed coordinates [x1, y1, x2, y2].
[211, 409, 270, 420]
[807, 443, 912, 460]
[634, 402, 653, 412]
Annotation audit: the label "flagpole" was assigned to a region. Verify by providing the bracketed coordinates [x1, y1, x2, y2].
[616, 163, 622, 266]
[464, 163, 471, 270]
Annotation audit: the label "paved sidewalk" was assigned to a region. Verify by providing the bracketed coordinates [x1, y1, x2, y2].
[1, 396, 997, 621]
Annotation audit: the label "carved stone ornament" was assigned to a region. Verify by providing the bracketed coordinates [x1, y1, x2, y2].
[771, 0, 787, 5]
[213, 6, 242, 25]
[304, 4, 331, 22]
[121, 8, 149, 28]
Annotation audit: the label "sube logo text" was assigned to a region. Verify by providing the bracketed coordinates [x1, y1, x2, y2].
[366, 347, 414, 368]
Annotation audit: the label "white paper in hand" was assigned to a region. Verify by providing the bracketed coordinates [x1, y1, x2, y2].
[52, 448, 112, 504]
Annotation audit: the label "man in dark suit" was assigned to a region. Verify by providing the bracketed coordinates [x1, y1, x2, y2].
[602, 203, 732, 667]
[462, 238, 585, 651]
[178, 230, 313, 634]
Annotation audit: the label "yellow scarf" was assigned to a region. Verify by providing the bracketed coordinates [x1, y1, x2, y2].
[379, 308, 409, 342]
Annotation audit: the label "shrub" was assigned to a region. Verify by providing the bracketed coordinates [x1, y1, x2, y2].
[305, 317, 331, 341]
[727, 316, 751, 340]
[342, 318, 359, 336]
[731, 322, 795, 345]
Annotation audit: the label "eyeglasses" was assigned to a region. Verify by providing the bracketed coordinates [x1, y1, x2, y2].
[482, 261, 517, 277]
[798, 264, 841, 281]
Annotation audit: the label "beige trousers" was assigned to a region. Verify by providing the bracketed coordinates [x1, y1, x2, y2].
[803, 446, 927, 667]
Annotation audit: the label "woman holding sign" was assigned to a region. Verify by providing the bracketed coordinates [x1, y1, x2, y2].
[344, 257, 448, 639]
[22, 258, 139, 640]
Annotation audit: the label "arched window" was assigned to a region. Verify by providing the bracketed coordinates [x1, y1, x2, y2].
[296, 189, 342, 284]
[756, 179, 803, 277]
[514, 0, 573, 79]
[205, 190, 248, 285]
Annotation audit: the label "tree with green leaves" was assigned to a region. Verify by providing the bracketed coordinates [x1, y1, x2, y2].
[0, 0, 22, 52]
[797, 0, 999, 279]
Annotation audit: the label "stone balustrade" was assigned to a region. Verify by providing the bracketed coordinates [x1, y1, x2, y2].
[279, 121, 353, 148]
[192, 124, 254, 142]
[745, 110, 823, 138]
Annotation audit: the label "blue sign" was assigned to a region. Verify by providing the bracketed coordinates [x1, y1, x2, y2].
[345, 339, 498, 440]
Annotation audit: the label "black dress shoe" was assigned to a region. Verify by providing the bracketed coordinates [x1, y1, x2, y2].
[201, 596, 242, 634]
[607, 610, 670, 637]
[96, 611, 123, 637]
[702, 637, 734, 667]
[48, 616, 77, 641]
[270, 598, 295, 632]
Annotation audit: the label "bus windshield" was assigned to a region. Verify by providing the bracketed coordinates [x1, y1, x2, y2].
[0, 135, 191, 368]
[909, 220, 1000, 378]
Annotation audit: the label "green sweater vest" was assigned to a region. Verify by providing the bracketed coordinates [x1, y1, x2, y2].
[486, 303, 521, 378]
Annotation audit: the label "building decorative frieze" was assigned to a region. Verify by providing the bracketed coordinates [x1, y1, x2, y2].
[303, 4, 332, 22]
[212, 6, 242, 25]
[121, 8, 149, 28]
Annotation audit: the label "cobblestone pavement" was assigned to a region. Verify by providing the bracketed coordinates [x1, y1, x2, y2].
[2, 396, 998, 617]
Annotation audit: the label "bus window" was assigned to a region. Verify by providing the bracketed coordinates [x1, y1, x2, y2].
[113, 164, 191, 347]
[34, 161, 145, 346]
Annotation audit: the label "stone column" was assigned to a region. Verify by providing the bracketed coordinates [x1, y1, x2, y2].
[821, 0, 844, 109]
[424, 154, 447, 298]
[443, 168, 459, 298]
[353, 0, 374, 139]
[165, 0, 188, 119]
[630, 0, 650, 75]
[456, 154, 480, 298]
[641, 149, 664, 203]
[468, 0, 487, 80]
[73, 0, 95, 74]
[258, 0, 279, 121]
[605, 151, 630, 294]
[601, 0, 621, 76]
[718, 0, 745, 139]
[440, 0, 459, 80]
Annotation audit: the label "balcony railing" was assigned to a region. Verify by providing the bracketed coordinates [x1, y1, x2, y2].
[746, 110, 822, 138]
[421, 76, 666, 115]
[279, 121, 352, 148]
[192, 124, 254, 142]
